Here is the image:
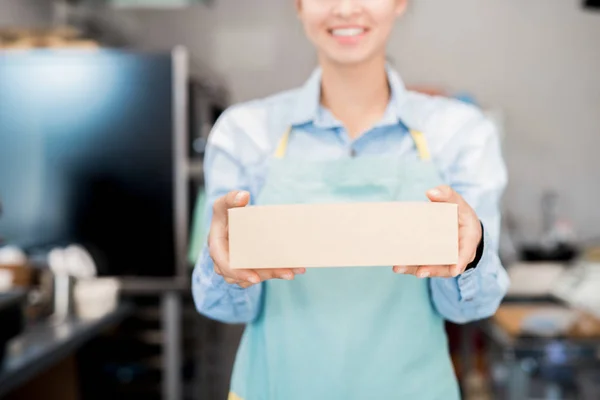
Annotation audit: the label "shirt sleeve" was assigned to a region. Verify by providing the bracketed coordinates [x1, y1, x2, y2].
[430, 114, 510, 324]
[191, 110, 263, 324]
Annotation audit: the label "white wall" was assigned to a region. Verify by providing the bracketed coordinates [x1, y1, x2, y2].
[39, 1, 600, 242]
[0, 0, 53, 26]
[392, 0, 600, 244]
[124, 0, 316, 99]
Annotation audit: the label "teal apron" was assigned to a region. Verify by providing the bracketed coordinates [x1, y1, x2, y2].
[229, 127, 460, 400]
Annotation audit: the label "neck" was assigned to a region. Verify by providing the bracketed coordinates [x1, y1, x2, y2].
[319, 56, 390, 139]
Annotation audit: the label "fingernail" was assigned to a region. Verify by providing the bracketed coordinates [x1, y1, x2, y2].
[419, 271, 431, 278]
[281, 274, 294, 280]
[428, 189, 441, 197]
[234, 191, 247, 205]
[292, 268, 305, 275]
[248, 276, 260, 284]
[395, 266, 407, 274]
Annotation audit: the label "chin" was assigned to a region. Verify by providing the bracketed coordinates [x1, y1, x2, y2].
[329, 57, 372, 67]
[323, 51, 379, 67]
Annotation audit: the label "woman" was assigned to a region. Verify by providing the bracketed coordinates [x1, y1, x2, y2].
[193, 0, 509, 399]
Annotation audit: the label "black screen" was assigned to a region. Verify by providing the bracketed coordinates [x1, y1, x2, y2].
[585, 0, 600, 8]
[0, 50, 177, 277]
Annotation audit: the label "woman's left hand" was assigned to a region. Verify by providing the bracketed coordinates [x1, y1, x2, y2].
[393, 185, 482, 279]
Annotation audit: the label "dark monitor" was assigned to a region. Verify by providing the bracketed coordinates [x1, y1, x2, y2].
[585, 0, 600, 8]
[0, 49, 189, 278]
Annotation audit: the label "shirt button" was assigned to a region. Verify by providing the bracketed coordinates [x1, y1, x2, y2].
[350, 148, 357, 157]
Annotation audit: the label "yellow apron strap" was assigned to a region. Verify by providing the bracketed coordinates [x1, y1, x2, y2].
[228, 392, 244, 400]
[409, 130, 431, 161]
[274, 126, 292, 159]
[275, 127, 430, 161]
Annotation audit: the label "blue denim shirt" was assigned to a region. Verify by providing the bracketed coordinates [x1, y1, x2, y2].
[193, 67, 509, 324]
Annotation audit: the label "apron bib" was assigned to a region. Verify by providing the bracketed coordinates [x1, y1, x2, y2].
[229, 128, 460, 400]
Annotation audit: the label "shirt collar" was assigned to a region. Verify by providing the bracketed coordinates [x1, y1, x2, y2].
[289, 65, 410, 128]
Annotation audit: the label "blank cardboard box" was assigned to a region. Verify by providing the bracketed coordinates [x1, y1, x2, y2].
[229, 202, 458, 269]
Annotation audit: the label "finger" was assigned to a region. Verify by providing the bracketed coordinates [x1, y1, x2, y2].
[219, 267, 261, 285]
[293, 268, 306, 275]
[224, 277, 236, 285]
[255, 268, 297, 281]
[426, 185, 463, 205]
[210, 238, 260, 285]
[224, 276, 252, 287]
[228, 269, 262, 285]
[213, 190, 250, 216]
[414, 265, 456, 278]
[393, 265, 419, 275]
[238, 281, 254, 289]
[210, 235, 259, 285]
[210, 191, 250, 238]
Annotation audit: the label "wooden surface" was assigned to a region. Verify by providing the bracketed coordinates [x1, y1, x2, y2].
[585, 246, 600, 262]
[493, 303, 600, 339]
[0, 27, 98, 50]
[0, 264, 33, 287]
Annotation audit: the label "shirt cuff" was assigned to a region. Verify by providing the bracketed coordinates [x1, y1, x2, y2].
[465, 221, 485, 271]
[456, 224, 491, 303]
[192, 246, 263, 324]
[196, 246, 250, 293]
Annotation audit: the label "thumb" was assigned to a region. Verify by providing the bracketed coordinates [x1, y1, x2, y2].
[426, 185, 460, 204]
[214, 191, 250, 216]
[227, 190, 250, 208]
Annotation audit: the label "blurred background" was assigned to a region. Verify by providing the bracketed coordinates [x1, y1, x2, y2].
[0, 0, 599, 399]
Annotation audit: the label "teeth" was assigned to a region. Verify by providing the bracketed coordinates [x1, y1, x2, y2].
[331, 28, 364, 37]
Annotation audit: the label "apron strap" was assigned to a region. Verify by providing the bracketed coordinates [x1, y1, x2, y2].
[409, 130, 432, 161]
[274, 126, 292, 159]
[273, 127, 431, 161]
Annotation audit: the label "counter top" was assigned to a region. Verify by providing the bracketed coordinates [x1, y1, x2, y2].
[0, 304, 134, 397]
[0, 291, 26, 311]
[480, 303, 600, 369]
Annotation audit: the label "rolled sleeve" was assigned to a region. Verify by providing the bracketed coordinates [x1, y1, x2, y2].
[431, 227, 509, 324]
[192, 246, 262, 324]
[191, 108, 264, 324]
[430, 111, 510, 324]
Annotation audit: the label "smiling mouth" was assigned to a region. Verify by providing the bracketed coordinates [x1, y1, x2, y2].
[329, 28, 369, 38]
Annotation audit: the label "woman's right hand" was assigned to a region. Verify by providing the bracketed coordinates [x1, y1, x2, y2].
[208, 190, 306, 288]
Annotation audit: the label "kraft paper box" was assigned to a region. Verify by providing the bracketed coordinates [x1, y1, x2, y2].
[228, 202, 459, 270]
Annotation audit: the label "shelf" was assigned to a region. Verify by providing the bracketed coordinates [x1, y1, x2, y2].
[119, 277, 189, 294]
[107, 0, 213, 8]
[135, 306, 201, 321]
